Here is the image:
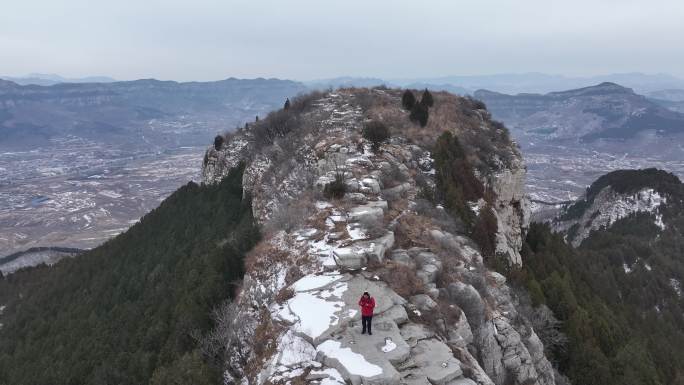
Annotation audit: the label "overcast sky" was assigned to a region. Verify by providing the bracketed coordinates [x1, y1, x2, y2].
[1, 0, 683, 81]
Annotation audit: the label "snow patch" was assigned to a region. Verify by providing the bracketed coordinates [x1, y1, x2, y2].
[275, 330, 317, 367]
[381, 338, 397, 353]
[597, 188, 666, 230]
[292, 274, 342, 292]
[670, 278, 682, 297]
[275, 280, 349, 339]
[316, 340, 383, 377]
[346, 223, 367, 240]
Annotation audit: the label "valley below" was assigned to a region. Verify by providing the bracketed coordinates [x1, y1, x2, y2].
[0, 137, 203, 257]
[520, 139, 684, 213]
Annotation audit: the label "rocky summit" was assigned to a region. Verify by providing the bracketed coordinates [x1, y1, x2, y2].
[202, 89, 554, 385]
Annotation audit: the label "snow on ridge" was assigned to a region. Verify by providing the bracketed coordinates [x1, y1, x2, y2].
[316, 340, 383, 377]
[275, 275, 349, 340]
[274, 330, 317, 368]
[600, 188, 666, 229]
[292, 273, 342, 292]
[566, 187, 670, 246]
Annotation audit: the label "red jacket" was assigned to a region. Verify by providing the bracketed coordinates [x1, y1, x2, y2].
[359, 296, 375, 317]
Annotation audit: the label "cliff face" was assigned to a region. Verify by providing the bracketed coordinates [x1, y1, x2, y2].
[201, 89, 552, 385]
[488, 159, 529, 265]
[552, 168, 681, 247]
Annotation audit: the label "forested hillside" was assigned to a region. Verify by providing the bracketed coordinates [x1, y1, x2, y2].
[512, 170, 684, 385]
[0, 165, 259, 385]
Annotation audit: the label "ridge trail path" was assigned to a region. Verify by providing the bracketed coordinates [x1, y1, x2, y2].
[261, 92, 475, 385]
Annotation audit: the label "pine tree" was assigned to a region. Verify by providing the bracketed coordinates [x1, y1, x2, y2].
[362, 120, 390, 153]
[283, 98, 291, 110]
[402, 90, 416, 110]
[214, 135, 224, 150]
[409, 102, 429, 127]
[420, 88, 434, 107]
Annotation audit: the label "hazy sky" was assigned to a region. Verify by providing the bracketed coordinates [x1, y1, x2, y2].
[1, 0, 683, 81]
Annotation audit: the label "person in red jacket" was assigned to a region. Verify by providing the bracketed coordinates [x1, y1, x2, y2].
[359, 292, 375, 335]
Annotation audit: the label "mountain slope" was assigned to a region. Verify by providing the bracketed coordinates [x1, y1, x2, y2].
[475, 82, 684, 142]
[518, 169, 684, 385]
[0, 165, 259, 385]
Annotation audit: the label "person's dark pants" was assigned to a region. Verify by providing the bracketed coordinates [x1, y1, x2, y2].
[362, 315, 373, 334]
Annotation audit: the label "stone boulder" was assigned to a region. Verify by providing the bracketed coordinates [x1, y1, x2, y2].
[382, 182, 411, 201]
[333, 247, 367, 270]
[348, 205, 385, 223]
[389, 249, 415, 268]
[447, 282, 485, 329]
[410, 339, 463, 385]
[448, 313, 473, 348]
[400, 323, 435, 348]
[409, 294, 438, 312]
[356, 231, 395, 264]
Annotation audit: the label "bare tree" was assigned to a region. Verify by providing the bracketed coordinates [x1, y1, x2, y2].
[529, 305, 568, 357]
[194, 300, 255, 383]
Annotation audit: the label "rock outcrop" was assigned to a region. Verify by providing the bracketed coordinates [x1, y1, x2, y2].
[201, 89, 555, 385]
[557, 187, 667, 246]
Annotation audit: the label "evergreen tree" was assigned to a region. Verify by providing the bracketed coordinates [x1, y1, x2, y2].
[433, 132, 484, 227]
[470, 203, 498, 258]
[409, 101, 429, 127]
[283, 98, 291, 110]
[362, 120, 390, 153]
[420, 88, 434, 107]
[214, 135, 224, 150]
[402, 90, 416, 110]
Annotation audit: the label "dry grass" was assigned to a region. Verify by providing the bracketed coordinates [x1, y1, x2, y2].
[275, 287, 295, 304]
[244, 311, 284, 382]
[309, 208, 332, 232]
[346, 87, 517, 174]
[245, 241, 288, 272]
[244, 240, 312, 282]
[393, 212, 435, 249]
[285, 265, 304, 286]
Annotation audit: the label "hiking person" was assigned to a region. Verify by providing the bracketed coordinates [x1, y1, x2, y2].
[359, 292, 375, 335]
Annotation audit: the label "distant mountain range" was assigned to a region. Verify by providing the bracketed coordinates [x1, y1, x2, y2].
[305, 72, 684, 95]
[0, 77, 306, 149]
[6, 71, 684, 96]
[1, 73, 117, 86]
[474, 82, 684, 143]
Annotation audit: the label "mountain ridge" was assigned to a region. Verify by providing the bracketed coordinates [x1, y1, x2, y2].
[199, 88, 561, 385]
[474, 82, 684, 142]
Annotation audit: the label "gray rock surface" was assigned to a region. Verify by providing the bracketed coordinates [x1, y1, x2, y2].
[409, 294, 438, 311]
[410, 339, 463, 385]
[448, 282, 485, 329]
